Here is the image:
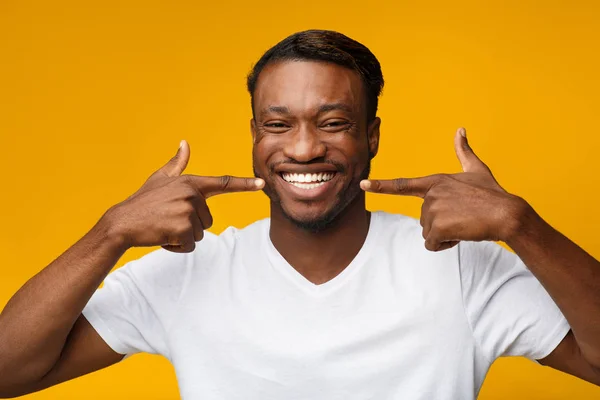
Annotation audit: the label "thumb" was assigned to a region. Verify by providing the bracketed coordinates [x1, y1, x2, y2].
[454, 127, 491, 174]
[159, 140, 190, 177]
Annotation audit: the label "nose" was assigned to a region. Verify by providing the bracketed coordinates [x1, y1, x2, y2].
[282, 125, 326, 162]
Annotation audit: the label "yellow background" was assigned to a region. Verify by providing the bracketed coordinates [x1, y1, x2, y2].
[1, 0, 599, 398]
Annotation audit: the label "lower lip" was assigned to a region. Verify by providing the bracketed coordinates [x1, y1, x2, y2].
[277, 174, 337, 199]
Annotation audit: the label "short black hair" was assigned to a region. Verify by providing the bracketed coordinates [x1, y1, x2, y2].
[247, 29, 384, 122]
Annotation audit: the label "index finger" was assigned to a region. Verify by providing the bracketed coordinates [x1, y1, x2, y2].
[360, 175, 443, 198]
[186, 175, 265, 198]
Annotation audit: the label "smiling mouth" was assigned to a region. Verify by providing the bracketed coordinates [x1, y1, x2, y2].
[280, 172, 336, 189]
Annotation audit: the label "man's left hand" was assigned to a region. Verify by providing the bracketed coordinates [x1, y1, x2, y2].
[361, 127, 528, 251]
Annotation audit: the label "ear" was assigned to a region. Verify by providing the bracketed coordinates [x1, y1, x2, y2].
[250, 119, 257, 144]
[367, 117, 381, 158]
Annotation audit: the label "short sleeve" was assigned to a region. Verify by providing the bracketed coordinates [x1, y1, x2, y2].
[459, 240, 570, 362]
[81, 236, 208, 358]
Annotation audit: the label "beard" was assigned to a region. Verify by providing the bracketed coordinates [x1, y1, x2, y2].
[253, 157, 371, 233]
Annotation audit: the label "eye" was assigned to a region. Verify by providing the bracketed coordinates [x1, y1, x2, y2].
[320, 120, 352, 132]
[262, 121, 290, 133]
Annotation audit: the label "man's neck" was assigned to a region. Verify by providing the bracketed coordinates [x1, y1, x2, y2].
[269, 195, 371, 285]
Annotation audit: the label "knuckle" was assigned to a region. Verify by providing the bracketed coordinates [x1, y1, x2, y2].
[434, 173, 449, 181]
[436, 174, 451, 185]
[424, 238, 437, 251]
[370, 181, 382, 192]
[427, 185, 444, 199]
[431, 219, 443, 232]
[180, 175, 202, 197]
[220, 175, 233, 190]
[433, 219, 451, 236]
[180, 202, 196, 216]
[172, 223, 192, 237]
[149, 169, 169, 182]
[427, 201, 440, 214]
[393, 179, 407, 192]
[183, 187, 199, 201]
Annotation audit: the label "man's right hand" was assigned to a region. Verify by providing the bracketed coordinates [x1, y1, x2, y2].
[103, 140, 264, 253]
[0, 139, 264, 397]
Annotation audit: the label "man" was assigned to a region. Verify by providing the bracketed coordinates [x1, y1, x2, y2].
[0, 29, 598, 399]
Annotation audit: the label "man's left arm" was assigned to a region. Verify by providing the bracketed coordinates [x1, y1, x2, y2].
[505, 203, 600, 383]
[361, 127, 600, 385]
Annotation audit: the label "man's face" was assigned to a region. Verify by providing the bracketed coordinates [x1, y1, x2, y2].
[251, 60, 380, 231]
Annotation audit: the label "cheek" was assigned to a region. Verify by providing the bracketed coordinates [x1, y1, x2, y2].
[327, 136, 369, 166]
[253, 139, 280, 173]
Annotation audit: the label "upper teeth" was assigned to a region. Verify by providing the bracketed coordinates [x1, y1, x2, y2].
[282, 172, 334, 183]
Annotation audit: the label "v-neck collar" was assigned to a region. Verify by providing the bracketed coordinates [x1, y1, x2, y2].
[264, 211, 381, 296]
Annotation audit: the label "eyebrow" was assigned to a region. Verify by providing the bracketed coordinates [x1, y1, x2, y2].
[259, 106, 291, 117]
[259, 103, 353, 117]
[317, 103, 353, 114]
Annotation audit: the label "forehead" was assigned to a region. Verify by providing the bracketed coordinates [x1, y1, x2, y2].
[253, 60, 365, 116]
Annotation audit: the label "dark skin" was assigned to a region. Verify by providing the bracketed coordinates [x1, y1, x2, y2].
[250, 61, 380, 284]
[0, 145, 264, 397]
[361, 128, 600, 382]
[250, 61, 600, 385]
[0, 59, 598, 397]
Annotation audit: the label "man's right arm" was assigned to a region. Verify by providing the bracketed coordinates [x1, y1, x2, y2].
[0, 217, 128, 398]
[0, 141, 263, 398]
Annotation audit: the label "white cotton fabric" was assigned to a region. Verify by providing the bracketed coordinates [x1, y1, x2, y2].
[82, 211, 569, 399]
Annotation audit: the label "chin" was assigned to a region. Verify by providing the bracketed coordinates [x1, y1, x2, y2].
[280, 203, 344, 233]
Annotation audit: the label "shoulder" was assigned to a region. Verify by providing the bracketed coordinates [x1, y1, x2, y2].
[369, 211, 462, 273]
[111, 218, 269, 282]
[370, 210, 425, 245]
[372, 210, 420, 229]
[201, 217, 269, 254]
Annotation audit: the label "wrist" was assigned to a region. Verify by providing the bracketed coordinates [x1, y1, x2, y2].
[94, 206, 131, 254]
[501, 196, 544, 247]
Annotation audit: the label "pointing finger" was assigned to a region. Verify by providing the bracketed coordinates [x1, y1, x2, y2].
[187, 175, 265, 198]
[454, 128, 491, 174]
[360, 175, 442, 198]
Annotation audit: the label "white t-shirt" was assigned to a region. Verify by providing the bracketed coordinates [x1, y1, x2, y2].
[82, 211, 570, 399]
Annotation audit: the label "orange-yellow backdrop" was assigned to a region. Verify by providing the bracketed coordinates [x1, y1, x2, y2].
[1, 0, 599, 398]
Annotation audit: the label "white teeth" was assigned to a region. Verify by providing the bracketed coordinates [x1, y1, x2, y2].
[290, 182, 326, 189]
[281, 172, 335, 186]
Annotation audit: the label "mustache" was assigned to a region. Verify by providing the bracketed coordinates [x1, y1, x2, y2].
[267, 159, 346, 173]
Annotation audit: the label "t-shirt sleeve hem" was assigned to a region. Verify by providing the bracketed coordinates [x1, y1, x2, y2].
[530, 318, 571, 361]
[82, 305, 132, 357]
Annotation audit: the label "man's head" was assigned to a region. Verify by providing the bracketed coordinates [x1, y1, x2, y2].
[248, 30, 384, 231]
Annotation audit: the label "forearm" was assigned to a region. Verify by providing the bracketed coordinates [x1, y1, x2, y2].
[0, 211, 127, 385]
[505, 201, 600, 366]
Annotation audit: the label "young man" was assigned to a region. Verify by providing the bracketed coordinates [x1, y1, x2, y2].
[0, 30, 599, 399]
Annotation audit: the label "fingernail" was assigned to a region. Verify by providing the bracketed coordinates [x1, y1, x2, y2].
[360, 180, 371, 190]
[255, 178, 264, 188]
[458, 127, 466, 137]
[179, 140, 185, 149]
